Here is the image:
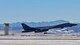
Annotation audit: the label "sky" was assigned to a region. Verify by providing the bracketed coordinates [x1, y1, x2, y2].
[0, 0, 80, 23]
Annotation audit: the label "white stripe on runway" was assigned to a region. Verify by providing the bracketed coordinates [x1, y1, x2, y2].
[0, 40, 80, 45]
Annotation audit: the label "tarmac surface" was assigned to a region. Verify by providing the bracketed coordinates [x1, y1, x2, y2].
[0, 31, 80, 45]
[0, 40, 80, 45]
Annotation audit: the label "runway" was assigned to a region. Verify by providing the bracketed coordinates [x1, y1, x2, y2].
[0, 40, 80, 45]
[0, 31, 80, 45]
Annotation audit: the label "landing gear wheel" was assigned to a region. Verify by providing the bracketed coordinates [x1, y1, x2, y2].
[44, 31, 47, 34]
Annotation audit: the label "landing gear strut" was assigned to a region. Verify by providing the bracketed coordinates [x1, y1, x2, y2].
[44, 31, 47, 34]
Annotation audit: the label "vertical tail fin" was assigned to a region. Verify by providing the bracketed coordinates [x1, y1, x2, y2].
[21, 23, 32, 30]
